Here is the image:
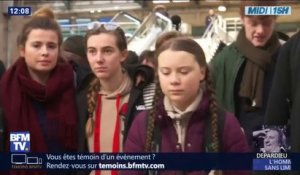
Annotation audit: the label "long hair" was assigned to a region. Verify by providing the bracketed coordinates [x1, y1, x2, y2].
[145, 38, 222, 175]
[146, 38, 220, 151]
[85, 26, 127, 137]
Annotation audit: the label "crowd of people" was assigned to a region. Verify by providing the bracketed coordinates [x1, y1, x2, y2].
[0, 0, 299, 175]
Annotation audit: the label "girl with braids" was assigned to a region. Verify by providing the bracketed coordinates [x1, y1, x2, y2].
[77, 22, 154, 175]
[123, 38, 250, 175]
[0, 7, 77, 175]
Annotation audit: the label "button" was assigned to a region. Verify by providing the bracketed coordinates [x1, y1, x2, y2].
[187, 143, 192, 148]
[176, 144, 181, 150]
[158, 115, 162, 119]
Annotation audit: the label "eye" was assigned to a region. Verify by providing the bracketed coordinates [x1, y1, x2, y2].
[87, 49, 96, 55]
[32, 42, 41, 48]
[159, 68, 170, 75]
[178, 67, 191, 75]
[179, 69, 189, 75]
[103, 48, 113, 54]
[48, 43, 57, 49]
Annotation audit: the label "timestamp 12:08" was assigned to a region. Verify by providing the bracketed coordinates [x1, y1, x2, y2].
[8, 7, 32, 16]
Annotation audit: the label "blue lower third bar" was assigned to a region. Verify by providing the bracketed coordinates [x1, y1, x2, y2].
[253, 159, 291, 171]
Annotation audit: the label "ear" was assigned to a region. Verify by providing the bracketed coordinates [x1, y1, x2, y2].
[19, 46, 25, 57]
[199, 67, 206, 82]
[240, 16, 245, 26]
[120, 50, 128, 62]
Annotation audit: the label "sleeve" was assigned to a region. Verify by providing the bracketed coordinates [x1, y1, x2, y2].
[209, 48, 223, 89]
[264, 40, 292, 125]
[121, 112, 148, 175]
[222, 112, 252, 175]
[124, 111, 147, 153]
[222, 112, 250, 152]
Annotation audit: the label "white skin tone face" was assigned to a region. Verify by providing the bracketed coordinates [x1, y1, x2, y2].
[86, 33, 128, 93]
[209, 9, 214, 16]
[86, 33, 127, 81]
[158, 49, 205, 111]
[19, 29, 59, 85]
[241, 16, 276, 47]
[264, 130, 281, 153]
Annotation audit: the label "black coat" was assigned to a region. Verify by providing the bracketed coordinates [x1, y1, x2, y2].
[265, 31, 300, 153]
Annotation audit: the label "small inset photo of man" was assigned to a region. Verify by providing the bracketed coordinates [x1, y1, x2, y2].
[252, 125, 290, 153]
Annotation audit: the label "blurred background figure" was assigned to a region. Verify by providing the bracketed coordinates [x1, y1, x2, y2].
[171, 15, 182, 32]
[139, 50, 155, 68]
[61, 35, 91, 90]
[62, 35, 89, 66]
[152, 4, 169, 18]
[205, 9, 218, 28]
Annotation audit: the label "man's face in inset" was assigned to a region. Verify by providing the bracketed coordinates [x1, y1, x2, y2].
[264, 130, 280, 153]
[241, 16, 276, 47]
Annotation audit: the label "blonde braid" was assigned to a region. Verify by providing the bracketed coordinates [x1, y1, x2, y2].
[85, 77, 101, 137]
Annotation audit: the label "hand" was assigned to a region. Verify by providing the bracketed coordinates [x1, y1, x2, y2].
[253, 129, 270, 138]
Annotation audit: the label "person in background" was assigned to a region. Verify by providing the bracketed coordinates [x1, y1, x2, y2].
[171, 15, 182, 32]
[62, 35, 89, 66]
[61, 35, 92, 91]
[210, 0, 281, 149]
[205, 9, 217, 28]
[265, 31, 300, 157]
[152, 4, 169, 18]
[139, 50, 155, 68]
[123, 38, 250, 175]
[77, 23, 153, 175]
[0, 7, 77, 175]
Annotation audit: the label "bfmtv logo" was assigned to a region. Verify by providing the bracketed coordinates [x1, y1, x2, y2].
[10, 132, 30, 152]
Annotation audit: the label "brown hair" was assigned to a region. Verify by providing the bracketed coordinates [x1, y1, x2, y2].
[139, 50, 155, 64]
[85, 26, 127, 137]
[145, 38, 220, 159]
[239, 0, 279, 17]
[18, 7, 62, 48]
[155, 31, 184, 50]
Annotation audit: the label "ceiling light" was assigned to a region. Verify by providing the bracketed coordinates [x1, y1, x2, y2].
[153, 0, 170, 4]
[218, 5, 227, 12]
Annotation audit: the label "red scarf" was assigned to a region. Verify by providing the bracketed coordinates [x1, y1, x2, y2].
[0, 58, 77, 154]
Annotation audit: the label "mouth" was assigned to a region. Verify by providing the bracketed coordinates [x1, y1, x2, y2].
[254, 36, 266, 41]
[94, 67, 108, 73]
[37, 60, 51, 65]
[169, 90, 184, 94]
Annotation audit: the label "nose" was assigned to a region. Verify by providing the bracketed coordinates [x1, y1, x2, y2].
[256, 24, 264, 34]
[96, 52, 105, 63]
[170, 73, 180, 85]
[41, 45, 49, 56]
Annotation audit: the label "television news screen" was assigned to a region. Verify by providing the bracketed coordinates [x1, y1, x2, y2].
[0, 0, 299, 174]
